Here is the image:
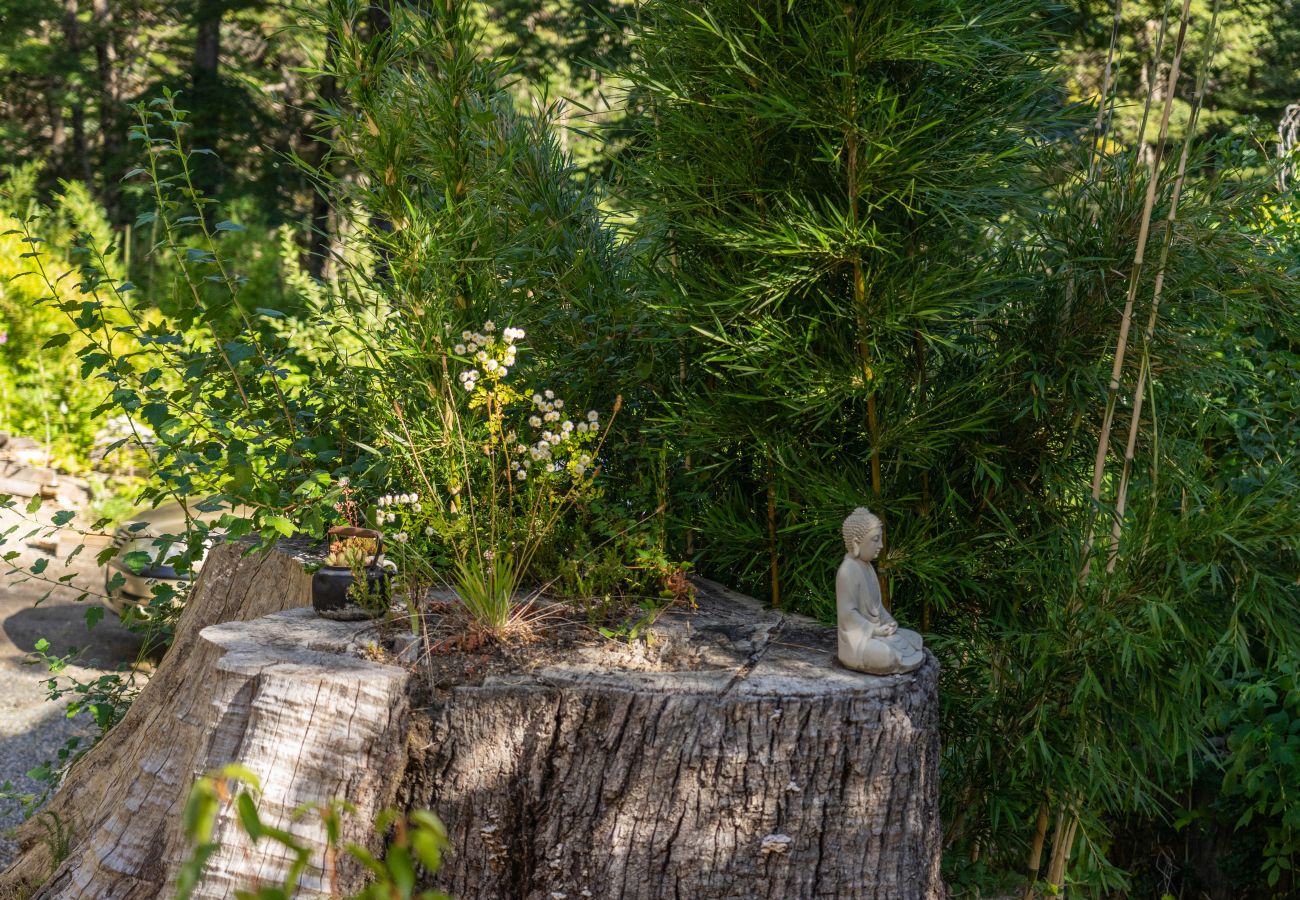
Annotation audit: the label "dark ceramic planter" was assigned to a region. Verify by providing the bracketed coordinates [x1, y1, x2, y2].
[314, 525, 391, 620]
[311, 565, 392, 621]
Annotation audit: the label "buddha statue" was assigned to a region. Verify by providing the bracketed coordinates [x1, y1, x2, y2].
[836, 507, 925, 675]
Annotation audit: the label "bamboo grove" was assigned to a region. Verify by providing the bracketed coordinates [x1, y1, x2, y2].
[3, 0, 1299, 894]
[615, 0, 1300, 893]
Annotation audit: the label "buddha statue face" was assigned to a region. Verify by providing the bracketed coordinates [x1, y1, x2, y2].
[842, 507, 883, 563]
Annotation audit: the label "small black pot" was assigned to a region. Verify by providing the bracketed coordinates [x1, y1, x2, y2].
[311, 565, 392, 621]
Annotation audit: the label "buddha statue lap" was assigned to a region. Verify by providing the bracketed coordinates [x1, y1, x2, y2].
[836, 507, 924, 675]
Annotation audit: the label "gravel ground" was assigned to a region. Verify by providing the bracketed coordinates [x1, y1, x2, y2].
[0, 527, 146, 870]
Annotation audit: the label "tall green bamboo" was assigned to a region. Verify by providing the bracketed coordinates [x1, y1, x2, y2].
[622, 0, 1300, 890]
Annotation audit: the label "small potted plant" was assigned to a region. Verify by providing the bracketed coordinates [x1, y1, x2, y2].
[312, 526, 392, 621]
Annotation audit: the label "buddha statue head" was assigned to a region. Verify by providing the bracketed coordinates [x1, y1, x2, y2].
[842, 507, 883, 563]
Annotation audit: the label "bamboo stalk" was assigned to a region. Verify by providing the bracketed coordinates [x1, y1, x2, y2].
[1086, 0, 1126, 184]
[1021, 800, 1052, 900]
[1046, 814, 1079, 889]
[1080, 0, 1193, 582]
[1108, 0, 1221, 573]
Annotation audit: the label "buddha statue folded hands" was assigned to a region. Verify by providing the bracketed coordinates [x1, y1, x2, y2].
[836, 507, 924, 676]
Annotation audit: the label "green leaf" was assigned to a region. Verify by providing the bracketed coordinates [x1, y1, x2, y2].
[237, 791, 263, 840]
[263, 516, 295, 538]
[42, 333, 71, 350]
[85, 606, 104, 630]
[52, 510, 76, 527]
[122, 551, 152, 574]
[386, 845, 416, 893]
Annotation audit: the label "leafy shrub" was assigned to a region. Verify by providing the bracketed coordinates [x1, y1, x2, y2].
[0, 176, 125, 468]
[1218, 663, 1300, 890]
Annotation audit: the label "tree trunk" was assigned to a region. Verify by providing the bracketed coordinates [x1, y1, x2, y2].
[90, 0, 121, 216]
[1, 548, 944, 900]
[0, 541, 315, 899]
[407, 579, 943, 900]
[61, 0, 93, 186]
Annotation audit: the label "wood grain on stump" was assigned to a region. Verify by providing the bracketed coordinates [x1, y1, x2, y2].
[0, 542, 316, 899]
[407, 579, 943, 900]
[1, 545, 943, 900]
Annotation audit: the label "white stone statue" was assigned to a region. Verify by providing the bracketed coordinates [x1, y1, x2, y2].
[836, 507, 925, 675]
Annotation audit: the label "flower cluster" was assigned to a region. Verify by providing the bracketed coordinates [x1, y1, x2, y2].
[376, 491, 422, 525]
[454, 321, 525, 392]
[509, 391, 599, 482]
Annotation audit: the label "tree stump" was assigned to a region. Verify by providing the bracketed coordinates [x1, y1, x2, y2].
[2, 545, 943, 899]
[407, 579, 943, 900]
[0, 541, 318, 899]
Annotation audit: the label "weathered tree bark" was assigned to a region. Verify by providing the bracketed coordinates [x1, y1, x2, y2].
[2, 547, 944, 900]
[0, 541, 316, 898]
[90, 0, 122, 217]
[407, 579, 943, 900]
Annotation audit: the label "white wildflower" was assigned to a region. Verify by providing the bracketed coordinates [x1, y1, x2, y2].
[412, 502, 423, 512]
[338, 476, 350, 487]
[516, 469, 527, 481]
[574, 463, 586, 477]
[561, 420, 574, 433]
[395, 531, 409, 544]
[546, 463, 557, 473]
[476, 350, 488, 362]
[532, 393, 543, 405]
[587, 410, 599, 422]
[425, 526, 435, 537]
[545, 389, 555, 400]
[484, 320, 495, 332]
[461, 329, 472, 341]
[506, 431, 516, 442]
[577, 422, 589, 434]
[454, 343, 466, 355]
[467, 341, 478, 352]
[529, 415, 542, 428]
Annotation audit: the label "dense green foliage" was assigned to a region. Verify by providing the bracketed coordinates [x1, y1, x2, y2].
[618, 0, 1300, 895]
[2, 1, 1299, 897]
